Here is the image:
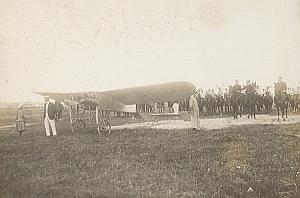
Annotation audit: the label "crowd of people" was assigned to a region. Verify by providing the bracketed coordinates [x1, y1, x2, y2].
[138, 77, 300, 118]
[196, 78, 300, 117]
[187, 77, 300, 129]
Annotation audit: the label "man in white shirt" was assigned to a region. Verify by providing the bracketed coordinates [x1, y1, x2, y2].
[43, 96, 57, 136]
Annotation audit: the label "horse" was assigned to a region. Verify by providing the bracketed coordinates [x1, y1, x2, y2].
[197, 95, 205, 116]
[216, 95, 224, 116]
[209, 95, 217, 115]
[223, 93, 231, 114]
[231, 93, 240, 119]
[204, 94, 216, 115]
[263, 94, 273, 114]
[245, 92, 257, 119]
[295, 94, 300, 112]
[239, 93, 247, 117]
[256, 94, 265, 113]
[274, 93, 289, 121]
[289, 94, 300, 113]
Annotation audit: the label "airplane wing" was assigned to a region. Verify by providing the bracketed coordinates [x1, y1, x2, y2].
[35, 81, 196, 111]
[99, 81, 195, 105]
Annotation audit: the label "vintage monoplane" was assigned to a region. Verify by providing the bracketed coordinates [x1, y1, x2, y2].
[35, 81, 196, 134]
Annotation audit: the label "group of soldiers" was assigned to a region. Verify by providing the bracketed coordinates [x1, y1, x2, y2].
[136, 77, 300, 119]
[193, 77, 300, 119]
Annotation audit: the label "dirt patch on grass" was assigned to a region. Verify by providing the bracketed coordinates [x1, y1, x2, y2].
[113, 115, 300, 131]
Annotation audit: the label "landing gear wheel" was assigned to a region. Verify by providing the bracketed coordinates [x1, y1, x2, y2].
[97, 119, 111, 135]
[72, 119, 85, 133]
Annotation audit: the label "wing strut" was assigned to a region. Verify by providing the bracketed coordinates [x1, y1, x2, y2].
[96, 106, 99, 124]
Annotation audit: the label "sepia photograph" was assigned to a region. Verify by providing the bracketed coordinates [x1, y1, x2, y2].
[0, 0, 300, 197]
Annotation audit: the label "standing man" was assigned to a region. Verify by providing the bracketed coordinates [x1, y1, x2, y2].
[265, 86, 271, 96]
[216, 87, 224, 116]
[189, 94, 200, 130]
[43, 96, 57, 136]
[232, 80, 242, 94]
[217, 87, 223, 97]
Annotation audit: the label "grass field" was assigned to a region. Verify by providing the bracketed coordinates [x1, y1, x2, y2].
[0, 120, 299, 198]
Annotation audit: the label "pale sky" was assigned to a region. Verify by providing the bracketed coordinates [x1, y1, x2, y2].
[0, 0, 299, 102]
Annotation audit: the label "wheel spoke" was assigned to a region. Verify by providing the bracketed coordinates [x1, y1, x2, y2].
[72, 120, 85, 133]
